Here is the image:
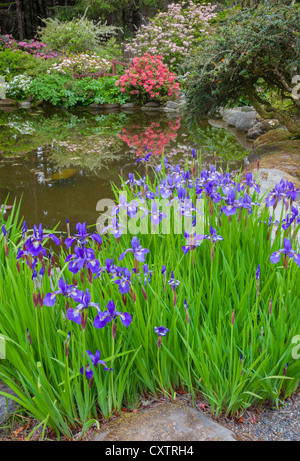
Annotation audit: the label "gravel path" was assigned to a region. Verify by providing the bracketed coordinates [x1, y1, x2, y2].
[219, 393, 300, 441]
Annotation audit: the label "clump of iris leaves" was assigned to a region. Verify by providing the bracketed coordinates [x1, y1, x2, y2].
[0, 152, 299, 440]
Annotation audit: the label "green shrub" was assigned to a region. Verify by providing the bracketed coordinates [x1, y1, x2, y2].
[29, 74, 129, 107]
[29, 73, 70, 106]
[0, 48, 57, 82]
[36, 16, 118, 53]
[0, 49, 34, 81]
[185, 0, 300, 136]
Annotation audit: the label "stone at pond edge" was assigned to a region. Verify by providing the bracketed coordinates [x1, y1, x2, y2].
[93, 401, 236, 441]
[89, 103, 120, 109]
[121, 103, 139, 109]
[220, 107, 258, 132]
[19, 101, 32, 109]
[143, 101, 160, 108]
[0, 99, 18, 107]
[246, 119, 280, 140]
[246, 129, 300, 179]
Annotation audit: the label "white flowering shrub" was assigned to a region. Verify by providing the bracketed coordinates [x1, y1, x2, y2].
[47, 53, 112, 76]
[6, 74, 33, 100]
[36, 16, 118, 53]
[125, 1, 217, 70]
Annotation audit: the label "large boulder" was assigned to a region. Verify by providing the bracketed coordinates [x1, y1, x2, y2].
[220, 107, 258, 132]
[246, 129, 300, 179]
[92, 401, 236, 441]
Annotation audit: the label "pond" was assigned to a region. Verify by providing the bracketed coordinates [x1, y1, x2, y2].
[0, 107, 252, 229]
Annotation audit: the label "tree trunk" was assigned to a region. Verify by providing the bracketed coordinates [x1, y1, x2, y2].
[15, 0, 25, 39]
[249, 92, 300, 138]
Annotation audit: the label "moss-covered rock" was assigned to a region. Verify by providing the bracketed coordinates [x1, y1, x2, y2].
[246, 129, 300, 179]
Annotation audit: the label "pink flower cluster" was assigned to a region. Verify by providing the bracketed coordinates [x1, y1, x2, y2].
[116, 54, 180, 103]
[125, 1, 217, 69]
[0, 30, 57, 59]
[119, 118, 181, 156]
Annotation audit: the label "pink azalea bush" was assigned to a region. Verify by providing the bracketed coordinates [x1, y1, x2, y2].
[0, 30, 57, 59]
[125, 1, 217, 70]
[116, 54, 180, 105]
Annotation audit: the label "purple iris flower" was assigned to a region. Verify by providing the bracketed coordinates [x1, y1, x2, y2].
[154, 326, 169, 336]
[66, 288, 98, 326]
[125, 173, 137, 187]
[65, 246, 100, 274]
[182, 231, 205, 254]
[243, 173, 260, 193]
[168, 271, 180, 290]
[101, 216, 125, 239]
[221, 188, 238, 216]
[80, 350, 110, 379]
[207, 226, 224, 243]
[25, 224, 59, 257]
[113, 267, 132, 294]
[141, 264, 153, 287]
[256, 264, 261, 280]
[141, 202, 167, 226]
[235, 193, 259, 213]
[93, 300, 132, 329]
[103, 258, 117, 275]
[265, 180, 298, 208]
[270, 238, 300, 267]
[22, 221, 27, 239]
[136, 152, 152, 163]
[112, 194, 138, 219]
[43, 277, 79, 307]
[119, 236, 149, 263]
[154, 326, 169, 348]
[159, 177, 174, 199]
[282, 206, 299, 230]
[65, 222, 102, 248]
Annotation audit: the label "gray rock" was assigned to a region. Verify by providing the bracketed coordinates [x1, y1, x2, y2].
[220, 107, 258, 132]
[102, 103, 120, 109]
[143, 101, 160, 108]
[0, 382, 17, 423]
[121, 103, 138, 109]
[0, 99, 17, 107]
[223, 111, 242, 127]
[246, 119, 280, 140]
[165, 101, 179, 109]
[235, 111, 258, 132]
[19, 101, 32, 109]
[160, 100, 181, 113]
[93, 401, 236, 441]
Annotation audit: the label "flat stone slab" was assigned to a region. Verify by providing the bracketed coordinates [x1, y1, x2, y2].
[93, 401, 236, 441]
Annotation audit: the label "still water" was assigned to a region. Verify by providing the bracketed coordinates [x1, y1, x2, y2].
[0, 107, 251, 229]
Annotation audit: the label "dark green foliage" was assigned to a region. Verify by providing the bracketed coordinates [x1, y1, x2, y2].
[185, 0, 300, 136]
[29, 74, 130, 107]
